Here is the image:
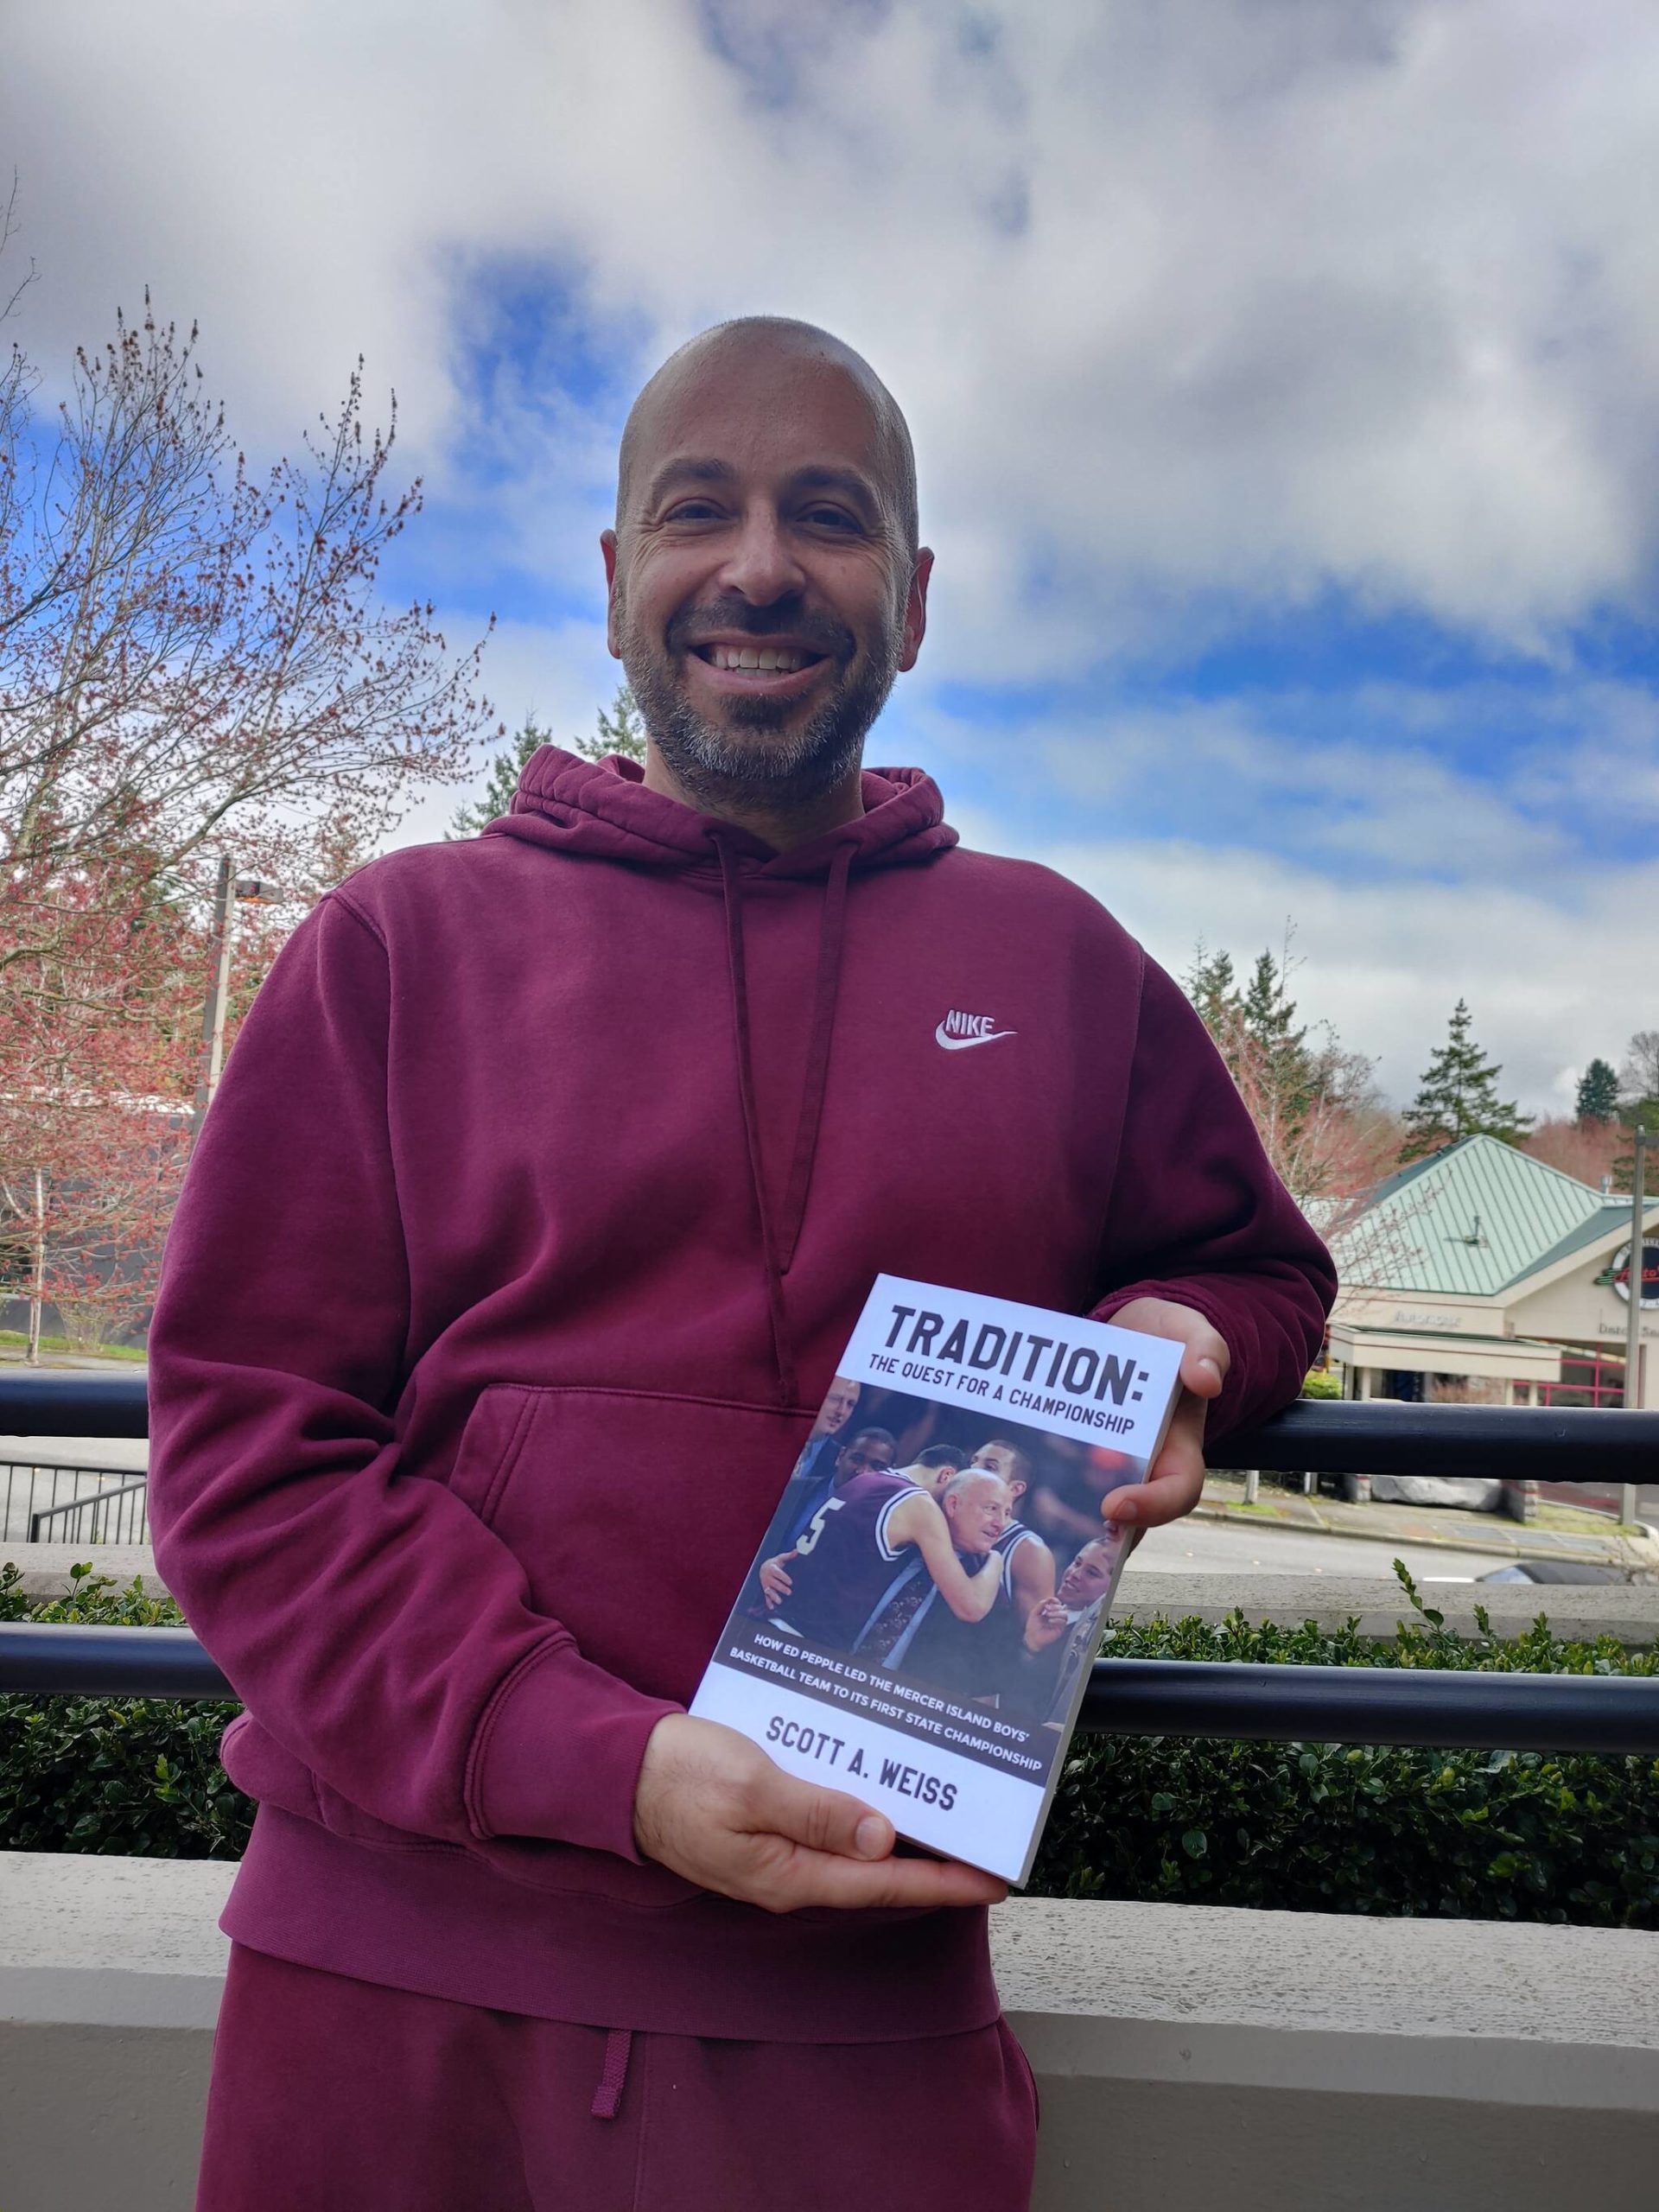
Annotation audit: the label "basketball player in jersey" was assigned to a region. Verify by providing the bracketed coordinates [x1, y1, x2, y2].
[969, 1440, 1058, 1630]
[758, 1465, 1009, 1656]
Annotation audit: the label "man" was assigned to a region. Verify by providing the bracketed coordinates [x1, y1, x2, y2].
[969, 1438, 1057, 1627]
[890, 1442, 969, 1496]
[149, 315, 1334, 2210]
[792, 1421, 895, 1524]
[744, 1421, 894, 1610]
[789, 1375, 861, 1488]
[1013, 1536, 1124, 1727]
[759, 1465, 1010, 1655]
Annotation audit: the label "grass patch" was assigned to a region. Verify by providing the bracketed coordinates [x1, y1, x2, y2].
[0, 1330, 146, 1363]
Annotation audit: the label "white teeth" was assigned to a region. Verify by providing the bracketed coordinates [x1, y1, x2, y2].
[709, 645, 805, 673]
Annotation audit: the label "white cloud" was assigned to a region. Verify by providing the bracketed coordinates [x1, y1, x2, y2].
[5, 0, 1656, 1100]
[944, 803, 1657, 1117]
[7, 0, 1659, 658]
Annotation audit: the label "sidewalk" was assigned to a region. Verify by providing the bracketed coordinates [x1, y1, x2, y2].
[1198, 1473, 1658, 1569]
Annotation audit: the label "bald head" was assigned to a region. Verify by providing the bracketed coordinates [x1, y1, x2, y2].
[617, 317, 918, 556]
[601, 315, 931, 830]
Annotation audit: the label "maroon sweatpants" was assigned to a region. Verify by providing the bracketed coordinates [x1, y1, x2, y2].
[196, 1945, 1039, 2211]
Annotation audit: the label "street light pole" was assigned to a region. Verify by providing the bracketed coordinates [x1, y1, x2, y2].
[191, 857, 238, 1141]
[1621, 1124, 1649, 1525]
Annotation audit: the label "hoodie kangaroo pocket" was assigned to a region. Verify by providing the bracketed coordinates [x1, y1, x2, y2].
[466, 1382, 812, 1707]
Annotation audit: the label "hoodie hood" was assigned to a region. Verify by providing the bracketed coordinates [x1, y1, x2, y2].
[484, 746, 957, 879]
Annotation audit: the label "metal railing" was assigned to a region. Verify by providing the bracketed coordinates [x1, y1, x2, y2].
[26, 1477, 149, 1546]
[3, 1620, 1658, 1755]
[3, 1373, 1658, 1756]
[1, 1460, 149, 1547]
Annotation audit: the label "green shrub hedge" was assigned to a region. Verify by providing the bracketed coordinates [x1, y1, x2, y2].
[1, 1565, 247, 1858]
[6, 1562, 1658, 1925]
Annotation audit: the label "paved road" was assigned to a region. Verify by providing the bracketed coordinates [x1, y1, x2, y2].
[1122, 1518, 1519, 1582]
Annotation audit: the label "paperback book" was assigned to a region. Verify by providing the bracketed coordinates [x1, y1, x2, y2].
[690, 1274, 1185, 1885]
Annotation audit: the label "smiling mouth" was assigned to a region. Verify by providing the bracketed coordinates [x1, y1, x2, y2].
[690, 643, 828, 676]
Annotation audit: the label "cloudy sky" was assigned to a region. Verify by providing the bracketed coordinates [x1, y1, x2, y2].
[7, 0, 1658, 1112]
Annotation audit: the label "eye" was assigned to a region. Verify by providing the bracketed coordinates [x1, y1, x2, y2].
[801, 505, 861, 531]
[664, 499, 724, 523]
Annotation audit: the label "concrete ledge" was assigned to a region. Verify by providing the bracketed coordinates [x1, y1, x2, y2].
[1112, 1567, 1659, 1643]
[5, 1853, 1659, 2211]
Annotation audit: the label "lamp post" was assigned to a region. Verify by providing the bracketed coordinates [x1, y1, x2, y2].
[1621, 1124, 1649, 1526]
[189, 861, 288, 1141]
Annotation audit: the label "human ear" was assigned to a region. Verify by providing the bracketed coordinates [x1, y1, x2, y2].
[898, 547, 932, 673]
[601, 530, 622, 658]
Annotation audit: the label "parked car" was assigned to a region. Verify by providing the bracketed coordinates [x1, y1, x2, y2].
[1477, 1561, 1639, 1586]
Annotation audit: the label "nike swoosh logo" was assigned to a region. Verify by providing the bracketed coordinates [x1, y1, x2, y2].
[935, 1023, 1018, 1051]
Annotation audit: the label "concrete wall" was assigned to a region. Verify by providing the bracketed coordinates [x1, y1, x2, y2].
[4, 1853, 1659, 2212]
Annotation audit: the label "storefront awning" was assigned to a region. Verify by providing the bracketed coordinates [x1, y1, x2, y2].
[1330, 1323, 1563, 1384]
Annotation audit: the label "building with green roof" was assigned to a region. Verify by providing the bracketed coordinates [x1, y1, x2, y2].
[1327, 1135, 1657, 1408]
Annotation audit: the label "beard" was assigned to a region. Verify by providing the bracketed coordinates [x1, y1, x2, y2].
[619, 593, 904, 814]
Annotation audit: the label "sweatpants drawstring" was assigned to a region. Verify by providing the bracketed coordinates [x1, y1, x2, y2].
[590, 2027, 633, 2120]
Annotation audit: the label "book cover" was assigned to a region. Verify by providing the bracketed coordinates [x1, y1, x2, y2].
[690, 1274, 1185, 1885]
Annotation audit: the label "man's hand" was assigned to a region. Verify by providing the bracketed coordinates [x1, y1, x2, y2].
[633, 1713, 1007, 1914]
[1097, 1295, 1229, 1532]
[1023, 1596, 1071, 1653]
[758, 1554, 794, 1608]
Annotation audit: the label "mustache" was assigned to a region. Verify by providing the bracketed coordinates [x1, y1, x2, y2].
[665, 598, 855, 661]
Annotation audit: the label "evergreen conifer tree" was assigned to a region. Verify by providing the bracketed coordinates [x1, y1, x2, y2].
[446, 720, 548, 839]
[1575, 1058, 1621, 1124]
[576, 683, 646, 764]
[1183, 942, 1237, 1040]
[446, 684, 646, 838]
[1400, 1001, 1532, 1161]
[1241, 950, 1315, 1120]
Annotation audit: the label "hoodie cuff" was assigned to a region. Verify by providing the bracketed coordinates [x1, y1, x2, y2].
[466, 1635, 682, 1863]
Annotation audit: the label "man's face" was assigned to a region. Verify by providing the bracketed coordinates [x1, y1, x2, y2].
[1058, 1541, 1116, 1609]
[971, 1443, 1025, 1499]
[943, 1474, 1012, 1557]
[836, 1431, 894, 1483]
[603, 338, 930, 808]
[815, 1377, 860, 1439]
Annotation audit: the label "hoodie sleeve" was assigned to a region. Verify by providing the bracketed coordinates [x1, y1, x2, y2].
[147, 893, 677, 1863]
[1090, 952, 1337, 1445]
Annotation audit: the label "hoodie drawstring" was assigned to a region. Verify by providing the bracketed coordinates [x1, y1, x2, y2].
[589, 2027, 632, 2120]
[713, 835, 856, 1408]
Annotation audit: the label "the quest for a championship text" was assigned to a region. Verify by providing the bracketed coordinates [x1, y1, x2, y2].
[720, 1613, 1056, 1790]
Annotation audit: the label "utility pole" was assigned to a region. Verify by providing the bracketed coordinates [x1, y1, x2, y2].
[24, 1167, 44, 1365]
[190, 864, 293, 1141]
[1621, 1124, 1649, 1526]
[191, 856, 238, 1141]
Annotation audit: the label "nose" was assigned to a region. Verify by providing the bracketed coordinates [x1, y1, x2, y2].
[717, 503, 808, 607]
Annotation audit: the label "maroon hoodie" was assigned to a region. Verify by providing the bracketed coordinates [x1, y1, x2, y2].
[148, 749, 1333, 2040]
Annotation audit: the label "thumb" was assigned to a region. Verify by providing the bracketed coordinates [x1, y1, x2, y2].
[748, 1764, 893, 1862]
